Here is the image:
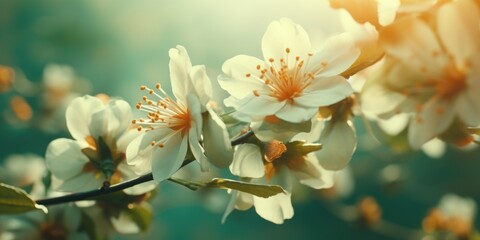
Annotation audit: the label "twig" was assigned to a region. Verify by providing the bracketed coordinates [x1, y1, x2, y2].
[35, 130, 254, 206]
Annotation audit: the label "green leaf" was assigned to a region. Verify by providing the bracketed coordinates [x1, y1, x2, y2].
[205, 178, 285, 198]
[0, 183, 47, 215]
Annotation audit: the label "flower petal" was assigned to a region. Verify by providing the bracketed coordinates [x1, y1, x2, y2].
[188, 65, 213, 110]
[310, 33, 360, 77]
[203, 106, 233, 168]
[252, 117, 312, 142]
[262, 18, 311, 67]
[227, 94, 286, 118]
[253, 192, 293, 224]
[295, 76, 353, 107]
[189, 128, 209, 172]
[151, 132, 188, 182]
[54, 172, 103, 192]
[222, 190, 254, 224]
[126, 128, 175, 175]
[187, 94, 203, 136]
[46, 138, 89, 180]
[315, 120, 356, 171]
[220, 55, 266, 99]
[275, 103, 318, 123]
[66, 95, 105, 143]
[437, 0, 480, 66]
[104, 99, 133, 141]
[291, 156, 335, 189]
[110, 211, 140, 234]
[408, 98, 455, 149]
[455, 71, 480, 126]
[118, 162, 157, 195]
[169, 45, 193, 104]
[229, 144, 264, 178]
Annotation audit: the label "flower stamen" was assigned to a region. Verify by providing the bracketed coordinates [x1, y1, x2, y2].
[134, 84, 192, 136]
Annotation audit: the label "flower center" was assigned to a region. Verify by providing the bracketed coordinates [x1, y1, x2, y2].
[247, 48, 325, 103]
[134, 84, 192, 137]
[263, 140, 310, 181]
[434, 64, 467, 100]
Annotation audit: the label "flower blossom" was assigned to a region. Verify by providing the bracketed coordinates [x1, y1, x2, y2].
[223, 134, 335, 224]
[127, 45, 233, 182]
[362, 0, 480, 148]
[46, 95, 152, 194]
[219, 18, 359, 124]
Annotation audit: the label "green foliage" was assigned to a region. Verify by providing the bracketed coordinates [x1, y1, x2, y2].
[0, 182, 47, 215]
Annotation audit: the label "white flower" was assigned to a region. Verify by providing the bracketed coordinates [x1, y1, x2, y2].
[223, 139, 334, 224]
[126, 45, 233, 182]
[46, 95, 153, 194]
[423, 193, 477, 236]
[219, 18, 358, 124]
[363, 0, 480, 148]
[437, 194, 476, 227]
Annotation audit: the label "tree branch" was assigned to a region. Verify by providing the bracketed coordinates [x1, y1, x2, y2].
[35, 129, 253, 206]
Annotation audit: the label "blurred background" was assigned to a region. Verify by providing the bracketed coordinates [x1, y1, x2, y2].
[1, 0, 479, 239]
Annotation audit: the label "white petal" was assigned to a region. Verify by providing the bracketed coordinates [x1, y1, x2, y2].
[381, 17, 446, 74]
[55, 172, 103, 192]
[455, 75, 480, 126]
[292, 117, 325, 143]
[262, 18, 311, 67]
[203, 107, 233, 168]
[219, 56, 266, 99]
[104, 99, 132, 141]
[46, 138, 89, 180]
[126, 128, 173, 166]
[360, 62, 408, 115]
[252, 117, 312, 142]
[408, 98, 455, 149]
[187, 94, 203, 135]
[310, 33, 360, 77]
[377, 113, 410, 136]
[377, 0, 400, 26]
[88, 108, 107, 142]
[253, 192, 293, 224]
[315, 120, 356, 171]
[110, 211, 140, 234]
[229, 144, 264, 178]
[151, 133, 188, 182]
[118, 162, 157, 195]
[275, 103, 318, 123]
[295, 76, 353, 107]
[421, 138, 446, 159]
[437, 0, 480, 66]
[169, 45, 193, 103]
[189, 65, 213, 109]
[188, 129, 209, 172]
[66, 95, 105, 143]
[291, 156, 335, 189]
[230, 94, 286, 117]
[222, 190, 254, 223]
[116, 128, 141, 153]
[222, 191, 239, 224]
